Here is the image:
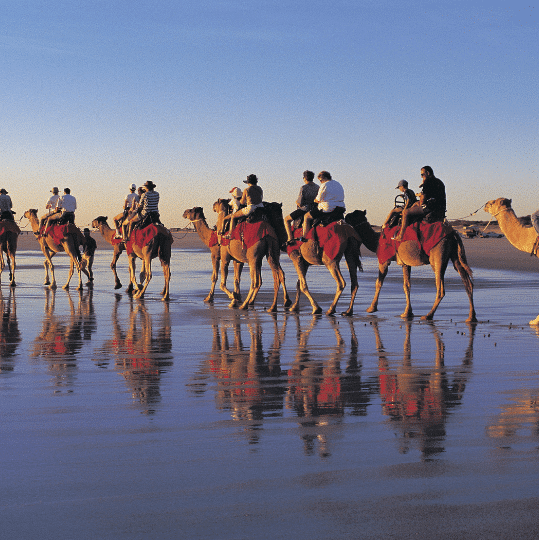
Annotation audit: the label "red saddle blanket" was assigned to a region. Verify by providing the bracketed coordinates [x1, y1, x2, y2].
[209, 230, 219, 248]
[0, 221, 21, 237]
[377, 221, 453, 264]
[125, 224, 173, 255]
[44, 223, 84, 245]
[286, 221, 350, 260]
[222, 221, 276, 249]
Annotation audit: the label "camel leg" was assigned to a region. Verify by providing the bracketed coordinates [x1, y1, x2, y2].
[111, 247, 123, 289]
[422, 257, 449, 320]
[226, 259, 244, 308]
[160, 261, 171, 301]
[367, 261, 390, 313]
[134, 257, 152, 299]
[239, 260, 262, 310]
[400, 265, 413, 319]
[63, 259, 75, 289]
[452, 258, 477, 323]
[325, 261, 346, 316]
[126, 254, 139, 295]
[41, 247, 57, 289]
[341, 248, 360, 316]
[266, 246, 290, 312]
[289, 256, 321, 314]
[205, 250, 220, 302]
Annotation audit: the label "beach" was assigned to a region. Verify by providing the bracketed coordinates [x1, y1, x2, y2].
[3, 230, 539, 539]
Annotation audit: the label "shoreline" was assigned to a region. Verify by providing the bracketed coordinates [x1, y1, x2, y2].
[14, 230, 539, 274]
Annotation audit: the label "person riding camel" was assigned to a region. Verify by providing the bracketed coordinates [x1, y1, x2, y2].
[114, 183, 140, 238]
[0, 188, 14, 221]
[229, 186, 243, 212]
[301, 171, 345, 241]
[39, 187, 61, 232]
[222, 174, 263, 238]
[381, 179, 418, 230]
[121, 186, 145, 241]
[394, 166, 446, 241]
[284, 170, 319, 245]
[44, 188, 77, 233]
[125, 181, 159, 240]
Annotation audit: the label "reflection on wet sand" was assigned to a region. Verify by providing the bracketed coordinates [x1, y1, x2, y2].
[93, 297, 173, 413]
[203, 310, 286, 444]
[31, 289, 96, 391]
[374, 320, 475, 458]
[195, 311, 375, 454]
[286, 316, 373, 457]
[0, 288, 21, 371]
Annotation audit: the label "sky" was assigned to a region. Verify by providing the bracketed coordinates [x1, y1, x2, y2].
[1, 0, 537, 229]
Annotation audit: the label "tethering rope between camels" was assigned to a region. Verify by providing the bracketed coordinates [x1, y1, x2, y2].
[449, 203, 500, 234]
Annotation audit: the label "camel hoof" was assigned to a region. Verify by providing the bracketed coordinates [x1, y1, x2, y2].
[10, 282, 16, 288]
[266, 306, 277, 313]
[312, 307, 323, 315]
[114, 283, 122, 290]
[400, 312, 413, 319]
[341, 310, 353, 317]
[204, 296, 214, 303]
[49, 284, 57, 290]
[283, 298, 292, 308]
[421, 315, 434, 321]
[366, 306, 377, 313]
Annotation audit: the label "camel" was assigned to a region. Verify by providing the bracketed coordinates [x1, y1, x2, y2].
[0, 220, 18, 287]
[187, 202, 290, 312]
[95, 216, 172, 301]
[279, 216, 364, 316]
[92, 216, 131, 291]
[182, 206, 244, 305]
[484, 198, 539, 325]
[24, 209, 85, 290]
[345, 210, 477, 322]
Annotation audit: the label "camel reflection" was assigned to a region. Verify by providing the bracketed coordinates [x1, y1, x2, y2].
[286, 316, 371, 457]
[374, 320, 475, 458]
[0, 288, 21, 371]
[31, 289, 96, 391]
[94, 298, 172, 413]
[206, 310, 286, 444]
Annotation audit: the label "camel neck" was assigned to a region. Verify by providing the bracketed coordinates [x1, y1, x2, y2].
[191, 219, 213, 247]
[496, 208, 537, 253]
[356, 220, 380, 252]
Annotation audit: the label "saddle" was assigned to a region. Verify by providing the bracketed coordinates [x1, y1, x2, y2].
[0, 211, 15, 222]
[133, 211, 162, 232]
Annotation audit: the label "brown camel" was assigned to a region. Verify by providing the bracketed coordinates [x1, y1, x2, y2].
[24, 209, 85, 290]
[484, 198, 539, 325]
[0, 220, 19, 287]
[195, 201, 290, 312]
[276, 213, 364, 316]
[345, 210, 477, 322]
[182, 206, 244, 305]
[94, 216, 172, 300]
[92, 216, 133, 291]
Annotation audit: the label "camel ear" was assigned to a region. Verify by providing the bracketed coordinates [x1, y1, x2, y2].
[104, 216, 108, 220]
[363, 209, 367, 215]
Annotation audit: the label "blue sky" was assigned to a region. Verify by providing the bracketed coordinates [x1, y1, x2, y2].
[1, 0, 536, 228]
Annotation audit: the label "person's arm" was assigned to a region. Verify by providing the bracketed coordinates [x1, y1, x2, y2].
[314, 184, 325, 204]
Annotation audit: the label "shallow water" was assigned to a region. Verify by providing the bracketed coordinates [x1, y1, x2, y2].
[3, 249, 539, 539]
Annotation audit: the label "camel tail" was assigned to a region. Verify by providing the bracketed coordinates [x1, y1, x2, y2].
[452, 232, 473, 280]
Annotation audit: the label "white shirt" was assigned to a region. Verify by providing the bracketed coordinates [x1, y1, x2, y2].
[46, 194, 60, 213]
[124, 192, 140, 210]
[57, 193, 77, 213]
[315, 180, 345, 212]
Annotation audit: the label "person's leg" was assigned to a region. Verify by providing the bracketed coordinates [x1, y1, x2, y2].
[395, 205, 423, 240]
[284, 215, 294, 242]
[302, 211, 313, 240]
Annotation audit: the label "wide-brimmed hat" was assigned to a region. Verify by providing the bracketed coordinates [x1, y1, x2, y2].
[243, 174, 258, 185]
[51, 187, 59, 193]
[229, 187, 242, 198]
[396, 179, 408, 189]
[0, 188, 8, 194]
[144, 180, 156, 189]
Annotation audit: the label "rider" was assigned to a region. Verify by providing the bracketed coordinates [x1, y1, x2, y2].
[126, 181, 159, 240]
[301, 171, 345, 241]
[229, 187, 243, 212]
[46, 188, 77, 229]
[0, 188, 14, 221]
[122, 186, 146, 240]
[283, 170, 319, 245]
[395, 166, 446, 241]
[39, 187, 61, 232]
[381, 179, 418, 230]
[223, 174, 263, 237]
[114, 183, 140, 238]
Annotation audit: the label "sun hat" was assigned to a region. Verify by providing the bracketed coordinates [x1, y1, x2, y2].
[229, 187, 242, 198]
[243, 174, 258, 185]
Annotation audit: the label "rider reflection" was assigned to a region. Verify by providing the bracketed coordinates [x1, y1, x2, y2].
[374, 320, 475, 458]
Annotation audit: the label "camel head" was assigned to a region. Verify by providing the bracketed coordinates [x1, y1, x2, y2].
[484, 198, 512, 216]
[212, 199, 231, 214]
[183, 207, 205, 222]
[92, 216, 109, 228]
[24, 209, 38, 220]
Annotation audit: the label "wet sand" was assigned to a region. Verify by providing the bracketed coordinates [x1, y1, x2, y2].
[3, 239, 539, 539]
